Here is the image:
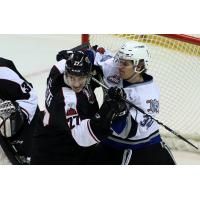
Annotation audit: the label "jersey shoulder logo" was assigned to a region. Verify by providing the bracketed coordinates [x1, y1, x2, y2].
[107, 74, 120, 84]
[66, 102, 77, 116]
[65, 102, 80, 130]
[146, 99, 159, 113]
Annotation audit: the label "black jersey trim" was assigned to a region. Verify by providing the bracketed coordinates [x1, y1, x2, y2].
[123, 73, 153, 88]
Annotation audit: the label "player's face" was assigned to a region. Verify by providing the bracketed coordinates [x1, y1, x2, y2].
[117, 59, 135, 79]
[66, 75, 88, 93]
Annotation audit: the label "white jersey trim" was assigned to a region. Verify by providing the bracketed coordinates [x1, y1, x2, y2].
[54, 59, 66, 74]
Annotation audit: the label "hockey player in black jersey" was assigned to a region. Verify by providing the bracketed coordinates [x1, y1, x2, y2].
[31, 50, 127, 164]
[0, 57, 39, 164]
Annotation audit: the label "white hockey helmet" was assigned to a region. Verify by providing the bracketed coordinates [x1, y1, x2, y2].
[115, 41, 150, 68]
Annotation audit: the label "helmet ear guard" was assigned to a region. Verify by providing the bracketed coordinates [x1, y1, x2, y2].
[134, 59, 146, 74]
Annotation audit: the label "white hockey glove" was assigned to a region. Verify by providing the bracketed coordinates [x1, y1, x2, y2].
[0, 100, 16, 119]
[0, 100, 25, 138]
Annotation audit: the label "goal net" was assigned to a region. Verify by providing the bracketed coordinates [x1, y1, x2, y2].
[82, 34, 200, 153]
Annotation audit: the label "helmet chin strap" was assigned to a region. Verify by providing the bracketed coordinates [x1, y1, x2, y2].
[124, 66, 145, 82]
[63, 74, 69, 86]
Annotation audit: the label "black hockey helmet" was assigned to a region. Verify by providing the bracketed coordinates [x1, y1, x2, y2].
[65, 51, 92, 76]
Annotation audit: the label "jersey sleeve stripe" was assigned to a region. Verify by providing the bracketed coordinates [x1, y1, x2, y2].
[20, 107, 29, 119]
[87, 120, 100, 143]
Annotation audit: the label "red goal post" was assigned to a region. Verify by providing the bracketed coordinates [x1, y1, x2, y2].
[82, 34, 200, 46]
[82, 34, 200, 152]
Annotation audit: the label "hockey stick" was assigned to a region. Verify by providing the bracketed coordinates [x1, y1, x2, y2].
[0, 132, 22, 164]
[91, 77, 198, 150]
[70, 43, 91, 51]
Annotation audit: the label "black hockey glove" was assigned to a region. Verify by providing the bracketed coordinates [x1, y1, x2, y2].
[92, 99, 127, 129]
[90, 98, 128, 139]
[91, 45, 98, 52]
[107, 87, 126, 101]
[56, 44, 92, 62]
[56, 50, 73, 62]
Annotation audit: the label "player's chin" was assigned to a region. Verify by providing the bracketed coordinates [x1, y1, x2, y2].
[73, 87, 83, 93]
[119, 72, 125, 79]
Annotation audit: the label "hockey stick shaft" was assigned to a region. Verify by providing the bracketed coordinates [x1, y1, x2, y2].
[92, 77, 198, 150]
[0, 133, 22, 164]
[70, 43, 91, 51]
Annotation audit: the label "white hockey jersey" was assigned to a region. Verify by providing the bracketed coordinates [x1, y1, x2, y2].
[100, 58, 161, 150]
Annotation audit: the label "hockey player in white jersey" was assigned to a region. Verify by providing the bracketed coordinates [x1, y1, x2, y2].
[89, 41, 176, 164]
[0, 57, 39, 164]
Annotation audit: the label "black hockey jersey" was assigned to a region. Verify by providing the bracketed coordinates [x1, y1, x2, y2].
[43, 59, 107, 145]
[31, 59, 111, 164]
